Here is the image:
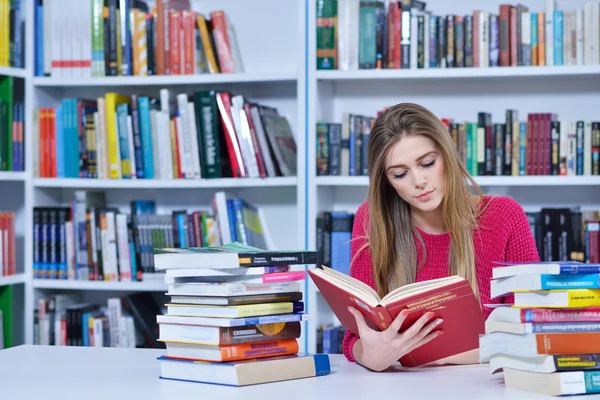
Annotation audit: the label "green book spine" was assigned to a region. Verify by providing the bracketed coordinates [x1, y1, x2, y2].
[469, 122, 479, 176]
[194, 90, 222, 179]
[0, 76, 13, 171]
[316, 0, 338, 70]
[0, 285, 13, 348]
[358, 1, 377, 69]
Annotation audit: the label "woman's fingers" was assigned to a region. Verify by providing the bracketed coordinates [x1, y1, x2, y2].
[404, 329, 444, 354]
[398, 311, 436, 340]
[347, 306, 371, 337]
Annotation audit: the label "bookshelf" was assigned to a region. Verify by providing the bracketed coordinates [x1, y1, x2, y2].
[0, 67, 28, 79]
[306, 0, 600, 354]
[17, 0, 310, 351]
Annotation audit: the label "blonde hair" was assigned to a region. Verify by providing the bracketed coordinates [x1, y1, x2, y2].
[355, 103, 485, 300]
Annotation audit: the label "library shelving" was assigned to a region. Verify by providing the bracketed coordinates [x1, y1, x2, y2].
[0, 274, 26, 287]
[307, 0, 600, 354]
[0, 67, 28, 79]
[20, 0, 310, 352]
[32, 279, 167, 292]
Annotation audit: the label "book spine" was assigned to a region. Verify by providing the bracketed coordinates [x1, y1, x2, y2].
[522, 307, 600, 323]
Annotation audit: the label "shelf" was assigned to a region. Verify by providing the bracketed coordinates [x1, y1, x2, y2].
[0, 172, 27, 181]
[33, 279, 167, 292]
[0, 66, 28, 79]
[0, 274, 26, 286]
[315, 65, 600, 82]
[316, 175, 600, 187]
[33, 176, 298, 189]
[32, 71, 298, 87]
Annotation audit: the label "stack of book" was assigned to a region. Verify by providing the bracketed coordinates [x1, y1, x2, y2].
[480, 261, 600, 396]
[153, 242, 331, 386]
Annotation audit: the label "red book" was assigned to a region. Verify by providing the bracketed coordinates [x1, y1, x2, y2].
[308, 267, 485, 367]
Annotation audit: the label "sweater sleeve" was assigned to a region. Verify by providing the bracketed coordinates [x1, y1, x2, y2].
[341, 202, 375, 363]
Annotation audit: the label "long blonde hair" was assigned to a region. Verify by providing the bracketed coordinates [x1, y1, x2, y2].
[357, 103, 484, 300]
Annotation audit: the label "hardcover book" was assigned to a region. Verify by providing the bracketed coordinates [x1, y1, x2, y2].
[307, 267, 485, 367]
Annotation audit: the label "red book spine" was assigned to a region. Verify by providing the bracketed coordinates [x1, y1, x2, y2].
[394, 1, 401, 68]
[216, 93, 245, 178]
[210, 11, 235, 73]
[169, 11, 181, 75]
[510, 6, 518, 66]
[182, 11, 195, 74]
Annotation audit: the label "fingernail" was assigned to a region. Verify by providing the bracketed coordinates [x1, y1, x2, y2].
[436, 318, 443, 325]
[426, 312, 435, 319]
[401, 309, 409, 316]
[437, 330, 444, 336]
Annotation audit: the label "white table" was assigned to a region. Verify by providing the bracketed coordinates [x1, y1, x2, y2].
[0, 345, 598, 400]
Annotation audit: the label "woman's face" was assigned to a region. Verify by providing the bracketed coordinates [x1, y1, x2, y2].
[384, 134, 446, 214]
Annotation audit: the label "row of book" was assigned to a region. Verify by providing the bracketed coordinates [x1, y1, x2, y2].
[316, 324, 345, 354]
[317, 0, 600, 70]
[0, 75, 24, 172]
[316, 111, 600, 177]
[0, 211, 16, 277]
[0, 0, 23, 68]
[34, 0, 243, 78]
[154, 242, 329, 386]
[0, 285, 11, 348]
[34, 89, 297, 180]
[33, 190, 268, 282]
[482, 261, 600, 396]
[316, 211, 354, 276]
[527, 208, 600, 264]
[34, 292, 162, 348]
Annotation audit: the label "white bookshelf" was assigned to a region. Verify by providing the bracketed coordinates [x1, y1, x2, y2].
[0, 172, 28, 182]
[305, 0, 600, 354]
[0, 66, 29, 79]
[0, 274, 26, 287]
[31, 71, 298, 87]
[33, 177, 298, 189]
[32, 279, 167, 292]
[15, 0, 310, 352]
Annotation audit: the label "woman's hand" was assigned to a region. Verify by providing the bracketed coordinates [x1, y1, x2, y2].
[348, 306, 443, 372]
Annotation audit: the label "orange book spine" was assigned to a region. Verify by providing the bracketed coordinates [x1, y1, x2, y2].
[536, 332, 600, 355]
[217, 339, 299, 362]
[49, 108, 56, 178]
[169, 11, 181, 75]
[537, 12, 545, 66]
[40, 108, 48, 177]
[155, 1, 165, 74]
[182, 11, 195, 74]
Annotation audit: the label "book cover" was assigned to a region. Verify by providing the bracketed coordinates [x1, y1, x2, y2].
[308, 267, 485, 367]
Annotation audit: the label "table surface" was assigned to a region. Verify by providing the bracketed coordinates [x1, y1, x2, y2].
[0, 345, 599, 400]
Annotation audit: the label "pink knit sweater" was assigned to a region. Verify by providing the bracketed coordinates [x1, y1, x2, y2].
[342, 195, 540, 363]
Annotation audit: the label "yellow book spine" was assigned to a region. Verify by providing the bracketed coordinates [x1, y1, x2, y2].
[196, 14, 220, 73]
[104, 92, 130, 179]
[135, 10, 147, 76]
[1, 0, 8, 66]
[565, 289, 600, 308]
[169, 118, 179, 178]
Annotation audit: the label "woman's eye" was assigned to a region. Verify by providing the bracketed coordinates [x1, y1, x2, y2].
[422, 159, 436, 168]
[393, 172, 407, 179]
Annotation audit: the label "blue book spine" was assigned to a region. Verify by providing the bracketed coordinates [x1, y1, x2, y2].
[531, 322, 600, 333]
[138, 97, 154, 179]
[429, 14, 437, 68]
[349, 116, 356, 176]
[129, 240, 137, 281]
[229, 313, 303, 327]
[519, 121, 527, 175]
[330, 212, 353, 275]
[559, 265, 600, 274]
[582, 371, 600, 394]
[61, 100, 72, 177]
[226, 199, 237, 243]
[116, 103, 132, 178]
[577, 121, 584, 175]
[177, 213, 186, 248]
[33, 209, 41, 279]
[35, 3, 44, 76]
[71, 99, 80, 178]
[554, 10, 563, 66]
[541, 274, 600, 290]
[531, 13, 538, 50]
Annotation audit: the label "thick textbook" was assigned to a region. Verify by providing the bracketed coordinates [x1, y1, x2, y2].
[307, 267, 485, 367]
[158, 353, 330, 386]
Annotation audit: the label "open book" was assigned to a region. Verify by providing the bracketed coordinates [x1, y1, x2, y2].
[308, 267, 485, 367]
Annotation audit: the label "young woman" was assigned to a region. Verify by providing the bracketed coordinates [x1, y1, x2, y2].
[343, 102, 540, 372]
